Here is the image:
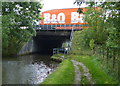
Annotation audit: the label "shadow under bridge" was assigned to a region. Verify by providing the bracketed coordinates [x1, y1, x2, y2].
[33, 30, 72, 54]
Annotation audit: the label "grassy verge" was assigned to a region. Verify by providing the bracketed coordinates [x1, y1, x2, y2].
[51, 54, 65, 62]
[78, 65, 90, 84]
[41, 59, 75, 84]
[68, 54, 118, 84]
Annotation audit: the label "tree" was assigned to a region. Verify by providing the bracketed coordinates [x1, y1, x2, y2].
[76, 2, 120, 48]
[2, 2, 42, 56]
[102, 2, 120, 48]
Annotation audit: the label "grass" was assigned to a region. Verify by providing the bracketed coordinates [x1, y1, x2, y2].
[69, 54, 118, 84]
[78, 65, 90, 84]
[81, 76, 89, 84]
[42, 52, 118, 84]
[41, 59, 75, 84]
[42, 53, 118, 84]
[51, 54, 65, 61]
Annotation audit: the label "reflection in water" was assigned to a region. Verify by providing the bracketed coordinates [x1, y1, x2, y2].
[2, 54, 58, 84]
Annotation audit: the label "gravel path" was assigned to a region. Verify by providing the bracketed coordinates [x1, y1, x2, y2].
[71, 60, 95, 84]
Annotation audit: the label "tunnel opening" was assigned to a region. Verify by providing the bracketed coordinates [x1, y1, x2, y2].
[18, 30, 72, 56]
[33, 35, 70, 55]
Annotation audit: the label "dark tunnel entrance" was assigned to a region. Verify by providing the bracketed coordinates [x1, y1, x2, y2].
[32, 30, 71, 55]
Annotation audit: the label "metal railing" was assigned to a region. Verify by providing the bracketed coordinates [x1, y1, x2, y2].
[34, 24, 88, 30]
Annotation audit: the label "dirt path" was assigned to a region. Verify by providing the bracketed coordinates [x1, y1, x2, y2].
[71, 60, 95, 84]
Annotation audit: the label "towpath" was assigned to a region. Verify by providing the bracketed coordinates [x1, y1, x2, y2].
[71, 60, 95, 84]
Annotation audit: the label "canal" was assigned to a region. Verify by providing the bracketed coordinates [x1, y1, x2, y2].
[2, 54, 58, 84]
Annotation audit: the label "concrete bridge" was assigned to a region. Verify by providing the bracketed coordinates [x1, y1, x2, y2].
[18, 27, 81, 55]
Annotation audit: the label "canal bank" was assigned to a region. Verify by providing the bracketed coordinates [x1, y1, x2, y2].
[41, 59, 75, 84]
[41, 54, 118, 84]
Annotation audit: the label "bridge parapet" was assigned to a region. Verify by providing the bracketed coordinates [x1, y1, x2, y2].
[34, 23, 88, 30]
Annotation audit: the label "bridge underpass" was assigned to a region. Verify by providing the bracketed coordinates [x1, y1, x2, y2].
[18, 30, 72, 55]
[33, 30, 71, 54]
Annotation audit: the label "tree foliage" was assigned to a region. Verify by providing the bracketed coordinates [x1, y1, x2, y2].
[77, 2, 120, 48]
[73, 2, 120, 81]
[2, 2, 42, 56]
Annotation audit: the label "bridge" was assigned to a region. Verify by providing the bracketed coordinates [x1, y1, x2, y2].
[18, 24, 84, 55]
[18, 8, 88, 55]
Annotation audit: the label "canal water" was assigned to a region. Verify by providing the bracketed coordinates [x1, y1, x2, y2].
[2, 54, 58, 84]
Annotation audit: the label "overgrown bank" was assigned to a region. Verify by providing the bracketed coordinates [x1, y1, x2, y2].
[41, 59, 75, 84]
[72, 30, 120, 82]
[42, 54, 118, 84]
[69, 55, 118, 84]
[41, 30, 119, 84]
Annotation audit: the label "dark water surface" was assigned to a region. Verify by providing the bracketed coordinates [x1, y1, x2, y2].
[2, 54, 58, 84]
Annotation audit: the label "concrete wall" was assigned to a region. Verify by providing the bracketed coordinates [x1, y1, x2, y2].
[18, 40, 35, 55]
